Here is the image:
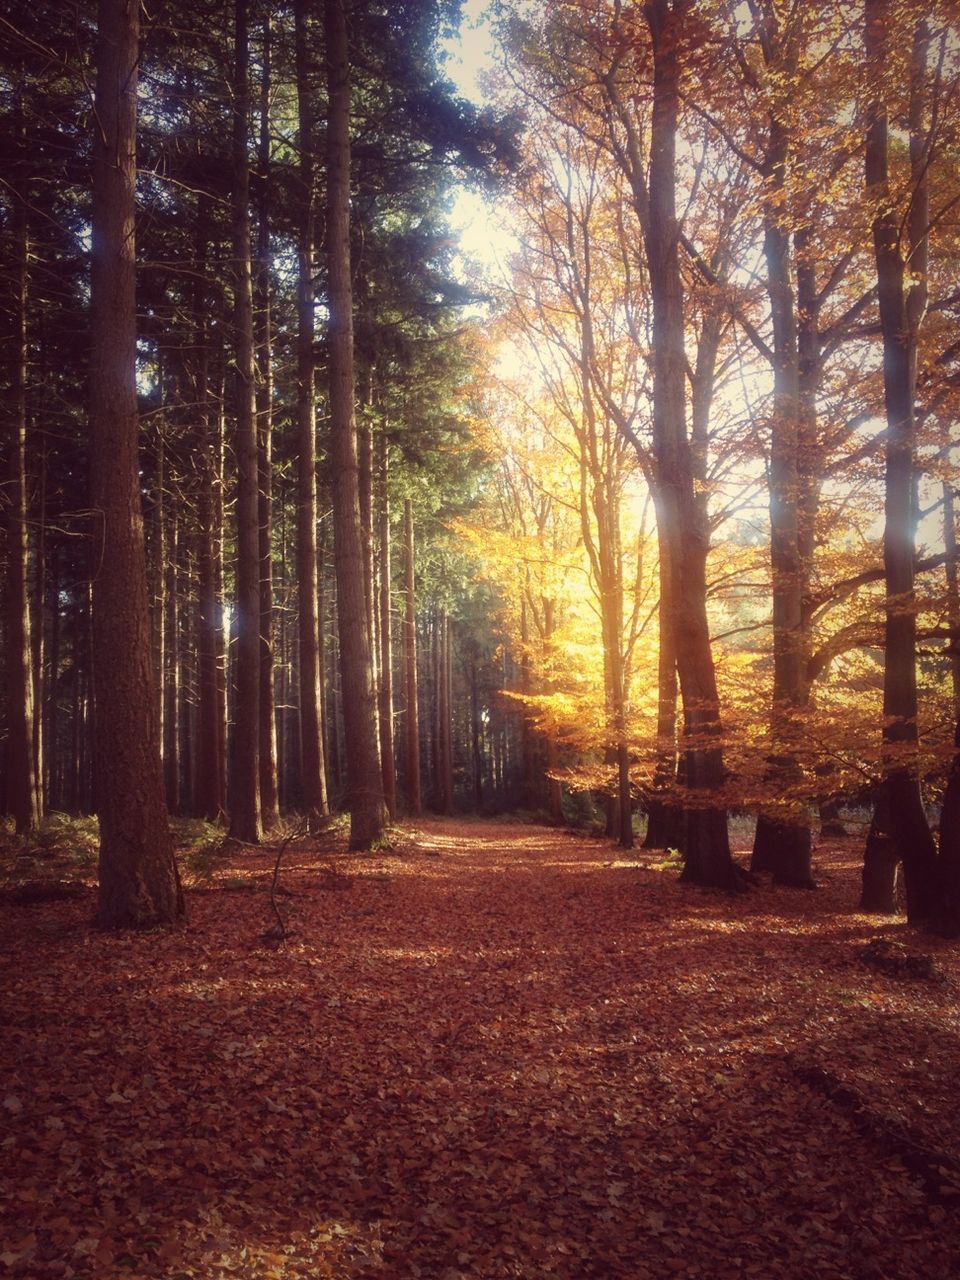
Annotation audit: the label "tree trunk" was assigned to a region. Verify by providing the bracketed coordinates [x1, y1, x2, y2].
[194, 209, 225, 822]
[163, 504, 180, 813]
[227, 0, 263, 844]
[256, 13, 279, 829]
[861, 788, 901, 913]
[377, 435, 396, 818]
[645, 0, 738, 888]
[644, 506, 681, 849]
[403, 499, 421, 816]
[4, 113, 40, 833]
[864, 0, 937, 923]
[90, 0, 181, 926]
[936, 479, 960, 935]
[751, 109, 813, 887]
[293, 0, 330, 828]
[440, 612, 454, 815]
[324, 0, 387, 848]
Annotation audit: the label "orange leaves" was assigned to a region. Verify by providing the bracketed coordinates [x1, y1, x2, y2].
[1, 820, 960, 1276]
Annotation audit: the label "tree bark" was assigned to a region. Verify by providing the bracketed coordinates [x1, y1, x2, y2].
[4, 106, 40, 833]
[194, 208, 225, 822]
[751, 93, 813, 887]
[227, 0, 263, 843]
[90, 0, 181, 927]
[163, 504, 180, 813]
[324, 0, 387, 848]
[403, 499, 421, 816]
[294, 0, 330, 828]
[643, 501, 681, 849]
[377, 435, 396, 818]
[645, 0, 739, 888]
[256, 13, 279, 829]
[864, 0, 937, 923]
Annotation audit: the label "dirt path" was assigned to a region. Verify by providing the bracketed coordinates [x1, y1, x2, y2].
[2, 819, 958, 1278]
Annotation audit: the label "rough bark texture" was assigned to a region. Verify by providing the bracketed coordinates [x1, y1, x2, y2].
[403, 499, 422, 817]
[324, 0, 387, 848]
[227, 0, 263, 844]
[645, 0, 738, 888]
[90, 0, 182, 927]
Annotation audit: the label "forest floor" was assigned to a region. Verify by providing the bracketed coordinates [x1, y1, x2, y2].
[2, 817, 959, 1280]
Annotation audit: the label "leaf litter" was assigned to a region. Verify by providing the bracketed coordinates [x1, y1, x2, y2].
[1, 820, 958, 1278]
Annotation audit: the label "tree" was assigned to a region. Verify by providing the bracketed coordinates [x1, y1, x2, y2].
[227, 0, 263, 845]
[3, 92, 40, 834]
[295, 0, 329, 829]
[324, 0, 388, 849]
[90, 0, 182, 928]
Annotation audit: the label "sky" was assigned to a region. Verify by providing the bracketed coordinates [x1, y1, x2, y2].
[440, 1, 519, 285]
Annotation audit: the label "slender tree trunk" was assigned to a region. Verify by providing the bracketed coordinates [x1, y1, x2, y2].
[178, 531, 196, 815]
[324, 0, 386, 847]
[439, 612, 454, 815]
[864, 1, 937, 923]
[937, 480, 960, 934]
[4, 116, 39, 833]
[228, 0, 263, 843]
[256, 14, 279, 829]
[295, 0, 329, 827]
[645, 0, 738, 888]
[31, 443, 46, 820]
[194, 211, 224, 822]
[46, 544, 60, 810]
[163, 504, 180, 813]
[377, 435, 396, 817]
[403, 499, 421, 816]
[90, 0, 181, 926]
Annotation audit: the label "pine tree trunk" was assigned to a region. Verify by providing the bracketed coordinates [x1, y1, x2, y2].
[31, 441, 46, 820]
[46, 545, 60, 810]
[377, 435, 396, 818]
[90, 0, 181, 926]
[194, 209, 224, 822]
[324, 0, 386, 848]
[645, 0, 738, 888]
[256, 15, 279, 829]
[227, 0, 263, 843]
[4, 113, 40, 833]
[936, 481, 960, 934]
[163, 505, 180, 813]
[440, 612, 454, 815]
[403, 499, 421, 816]
[295, 0, 329, 827]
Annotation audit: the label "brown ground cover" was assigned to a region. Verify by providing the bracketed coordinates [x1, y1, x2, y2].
[2, 819, 958, 1279]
